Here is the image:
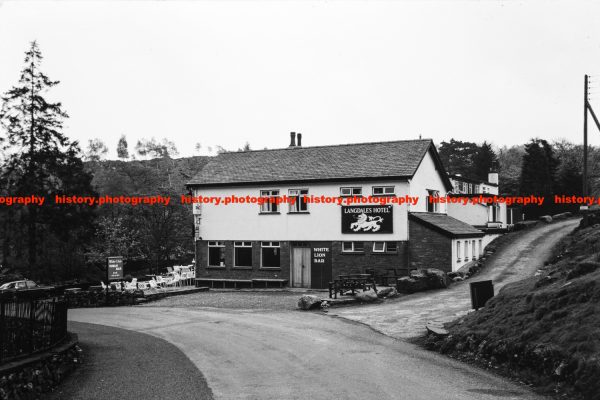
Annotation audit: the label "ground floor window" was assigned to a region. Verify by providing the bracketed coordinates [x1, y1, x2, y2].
[261, 241, 280, 268]
[456, 241, 461, 261]
[208, 241, 225, 266]
[234, 241, 253, 267]
[479, 239, 483, 256]
[342, 242, 364, 252]
[472, 240, 477, 260]
[464, 240, 469, 261]
[372, 242, 398, 253]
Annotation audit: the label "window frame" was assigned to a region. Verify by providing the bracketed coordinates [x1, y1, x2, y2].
[372, 186, 395, 196]
[260, 241, 281, 269]
[259, 190, 280, 214]
[233, 241, 253, 268]
[340, 187, 363, 197]
[207, 241, 226, 267]
[456, 241, 461, 262]
[288, 189, 309, 213]
[342, 242, 364, 253]
[427, 189, 440, 213]
[372, 242, 385, 253]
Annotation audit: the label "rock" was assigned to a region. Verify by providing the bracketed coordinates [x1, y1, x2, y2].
[426, 322, 449, 337]
[539, 215, 553, 223]
[355, 290, 378, 302]
[425, 268, 449, 288]
[376, 287, 398, 298]
[452, 276, 464, 282]
[396, 276, 428, 294]
[297, 295, 322, 310]
[409, 269, 427, 279]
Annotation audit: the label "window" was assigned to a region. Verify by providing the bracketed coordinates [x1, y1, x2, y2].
[261, 242, 280, 268]
[472, 240, 476, 260]
[386, 242, 398, 253]
[234, 242, 253, 267]
[289, 189, 309, 213]
[479, 239, 483, 256]
[427, 190, 440, 212]
[464, 240, 469, 261]
[372, 186, 395, 196]
[456, 241, 461, 261]
[260, 190, 279, 213]
[372, 242, 385, 252]
[342, 242, 364, 252]
[208, 241, 226, 267]
[372, 242, 398, 253]
[340, 187, 362, 197]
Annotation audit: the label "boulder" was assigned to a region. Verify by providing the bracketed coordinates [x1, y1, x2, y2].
[355, 290, 378, 302]
[376, 286, 398, 298]
[425, 268, 449, 288]
[539, 215, 553, 223]
[297, 295, 322, 310]
[396, 276, 428, 294]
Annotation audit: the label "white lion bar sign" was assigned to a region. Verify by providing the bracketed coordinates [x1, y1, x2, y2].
[341, 205, 393, 233]
[107, 256, 124, 281]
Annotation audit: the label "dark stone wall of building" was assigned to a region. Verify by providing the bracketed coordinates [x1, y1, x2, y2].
[195, 240, 290, 280]
[408, 220, 452, 272]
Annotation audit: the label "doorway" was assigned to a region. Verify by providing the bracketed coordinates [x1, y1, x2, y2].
[291, 247, 311, 288]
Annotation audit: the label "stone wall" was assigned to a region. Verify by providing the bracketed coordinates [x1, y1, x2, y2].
[408, 220, 452, 272]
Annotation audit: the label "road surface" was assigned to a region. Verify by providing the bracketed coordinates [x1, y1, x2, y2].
[330, 218, 580, 339]
[69, 307, 545, 400]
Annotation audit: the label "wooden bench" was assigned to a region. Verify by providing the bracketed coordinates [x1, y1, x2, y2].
[195, 278, 253, 289]
[328, 274, 377, 299]
[251, 278, 288, 288]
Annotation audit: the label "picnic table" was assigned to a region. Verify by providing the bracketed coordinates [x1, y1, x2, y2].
[328, 273, 377, 299]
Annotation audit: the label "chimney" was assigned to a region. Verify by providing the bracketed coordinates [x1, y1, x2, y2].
[289, 132, 296, 147]
[297, 133, 302, 147]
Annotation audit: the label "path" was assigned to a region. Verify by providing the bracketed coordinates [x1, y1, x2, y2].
[330, 218, 580, 339]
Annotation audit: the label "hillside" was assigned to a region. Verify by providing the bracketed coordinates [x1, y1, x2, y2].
[425, 216, 600, 400]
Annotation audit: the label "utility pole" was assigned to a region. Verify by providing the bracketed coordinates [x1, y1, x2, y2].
[584, 75, 588, 199]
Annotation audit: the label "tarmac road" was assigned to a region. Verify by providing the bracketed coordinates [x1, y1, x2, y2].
[69, 307, 546, 400]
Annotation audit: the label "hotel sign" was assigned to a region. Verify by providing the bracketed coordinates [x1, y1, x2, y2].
[341, 205, 393, 234]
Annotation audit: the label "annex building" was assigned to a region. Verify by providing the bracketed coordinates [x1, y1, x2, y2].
[186, 134, 489, 289]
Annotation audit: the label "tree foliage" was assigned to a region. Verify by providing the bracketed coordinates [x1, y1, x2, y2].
[0, 42, 96, 279]
[117, 134, 129, 160]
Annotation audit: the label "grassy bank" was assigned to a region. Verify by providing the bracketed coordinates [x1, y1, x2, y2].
[423, 220, 600, 400]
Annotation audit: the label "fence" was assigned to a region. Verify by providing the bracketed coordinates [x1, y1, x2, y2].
[0, 289, 68, 364]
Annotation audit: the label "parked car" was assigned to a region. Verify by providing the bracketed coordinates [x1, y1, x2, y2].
[0, 280, 39, 291]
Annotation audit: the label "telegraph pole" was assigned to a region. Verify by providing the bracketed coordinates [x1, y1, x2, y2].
[584, 75, 588, 199]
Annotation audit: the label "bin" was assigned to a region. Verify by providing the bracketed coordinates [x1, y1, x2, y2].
[470, 280, 494, 310]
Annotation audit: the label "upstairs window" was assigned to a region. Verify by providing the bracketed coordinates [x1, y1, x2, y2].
[340, 187, 362, 197]
[372, 186, 395, 196]
[234, 241, 253, 267]
[342, 242, 364, 253]
[208, 241, 226, 267]
[260, 190, 279, 213]
[261, 242, 280, 268]
[426, 190, 440, 212]
[289, 189, 309, 213]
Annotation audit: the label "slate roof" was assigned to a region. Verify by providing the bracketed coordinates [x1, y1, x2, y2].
[409, 212, 485, 238]
[188, 139, 450, 187]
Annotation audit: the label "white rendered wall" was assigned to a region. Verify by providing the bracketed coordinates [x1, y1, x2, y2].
[408, 150, 449, 214]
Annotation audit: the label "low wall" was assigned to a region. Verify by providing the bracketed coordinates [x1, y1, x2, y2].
[0, 333, 80, 400]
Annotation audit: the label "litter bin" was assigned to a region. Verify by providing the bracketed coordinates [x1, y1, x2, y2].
[470, 280, 494, 310]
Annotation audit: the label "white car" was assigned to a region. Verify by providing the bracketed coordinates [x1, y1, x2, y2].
[0, 280, 38, 291]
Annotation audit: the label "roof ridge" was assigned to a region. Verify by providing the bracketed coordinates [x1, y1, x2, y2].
[216, 138, 433, 155]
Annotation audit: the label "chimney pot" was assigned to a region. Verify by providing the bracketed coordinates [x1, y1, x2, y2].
[297, 133, 302, 147]
[289, 132, 296, 147]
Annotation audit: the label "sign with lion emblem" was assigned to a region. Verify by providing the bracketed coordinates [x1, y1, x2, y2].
[341, 205, 393, 233]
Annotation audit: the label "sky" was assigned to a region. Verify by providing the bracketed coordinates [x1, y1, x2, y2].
[1, 0, 600, 158]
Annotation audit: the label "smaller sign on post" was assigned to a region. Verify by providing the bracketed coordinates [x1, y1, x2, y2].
[107, 256, 124, 282]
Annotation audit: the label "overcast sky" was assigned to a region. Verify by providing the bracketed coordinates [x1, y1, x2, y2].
[1, 1, 600, 158]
